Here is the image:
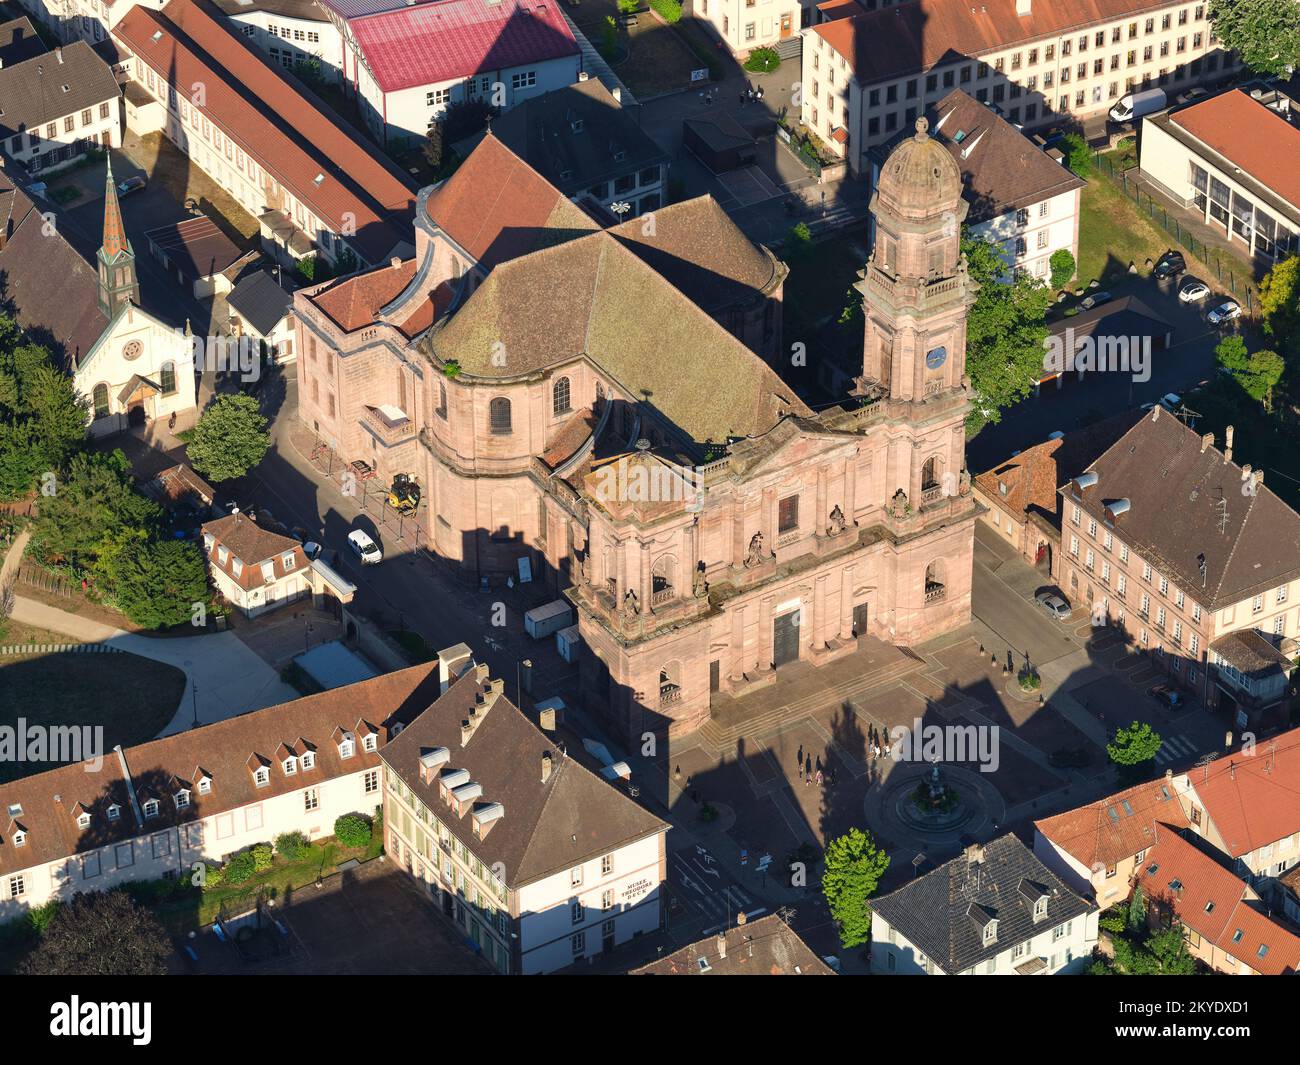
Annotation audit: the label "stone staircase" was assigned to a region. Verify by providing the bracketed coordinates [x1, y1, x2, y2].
[774, 36, 803, 62]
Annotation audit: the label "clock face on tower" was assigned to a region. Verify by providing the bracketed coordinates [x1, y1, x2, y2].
[925, 345, 947, 370]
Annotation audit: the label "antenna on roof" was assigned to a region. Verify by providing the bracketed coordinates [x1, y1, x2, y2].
[1216, 497, 1229, 534]
[1196, 753, 1213, 784]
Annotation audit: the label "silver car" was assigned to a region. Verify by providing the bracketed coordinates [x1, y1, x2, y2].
[1035, 591, 1071, 619]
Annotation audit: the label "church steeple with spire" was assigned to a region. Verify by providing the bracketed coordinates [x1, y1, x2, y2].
[96, 157, 139, 319]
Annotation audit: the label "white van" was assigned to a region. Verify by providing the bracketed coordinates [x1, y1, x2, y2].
[1109, 88, 1167, 123]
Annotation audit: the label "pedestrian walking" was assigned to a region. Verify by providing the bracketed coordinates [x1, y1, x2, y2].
[797, 744, 804, 768]
[815, 769, 823, 786]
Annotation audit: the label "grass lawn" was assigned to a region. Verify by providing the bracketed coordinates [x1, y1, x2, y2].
[0, 626, 186, 783]
[1075, 168, 1172, 287]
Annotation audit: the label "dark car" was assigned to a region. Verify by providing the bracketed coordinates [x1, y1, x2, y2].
[117, 175, 147, 197]
[1148, 684, 1184, 710]
[1153, 251, 1186, 280]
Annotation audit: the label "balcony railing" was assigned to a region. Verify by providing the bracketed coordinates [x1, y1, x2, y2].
[920, 484, 943, 506]
[925, 583, 946, 603]
[659, 683, 682, 706]
[652, 587, 675, 607]
[363, 406, 415, 446]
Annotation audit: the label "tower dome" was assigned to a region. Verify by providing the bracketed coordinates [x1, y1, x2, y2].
[874, 117, 963, 220]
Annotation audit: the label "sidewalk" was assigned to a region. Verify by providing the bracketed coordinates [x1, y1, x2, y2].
[8, 595, 299, 736]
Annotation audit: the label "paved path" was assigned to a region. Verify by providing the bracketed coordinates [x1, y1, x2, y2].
[8, 595, 299, 736]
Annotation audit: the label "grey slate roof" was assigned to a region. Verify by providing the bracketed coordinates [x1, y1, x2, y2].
[0, 173, 108, 369]
[1068, 407, 1300, 609]
[0, 17, 47, 68]
[227, 269, 293, 335]
[380, 665, 667, 887]
[489, 78, 667, 197]
[0, 41, 119, 140]
[871, 834, 1093, 974]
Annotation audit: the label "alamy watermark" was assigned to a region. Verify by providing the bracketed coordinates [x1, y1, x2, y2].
[1043, 327, 1152, 383]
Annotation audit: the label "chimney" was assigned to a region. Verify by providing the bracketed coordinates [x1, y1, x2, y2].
[55, 47, 63, 64]
[1151, 405, 1161, 421]
[1201, 431, 1214, 453]
[1165, 768, 1173, 780]
[541, 750, 553, 783]
[578, 70, 589, 81]
[390, 256, 401, 269]
[1225, 425, 1234, 462]
[716, 931, 728, 959]
[965, 843, 985, 865]
[612, 86, 621, 104]
[736, 910, 748, 926]
[1015, 0, 1031, 14]
[1253, 469, 1264, 491]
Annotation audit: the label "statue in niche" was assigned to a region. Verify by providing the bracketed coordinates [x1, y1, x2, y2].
[692, 563, 709, 598]
[887, 489, 912, 519]
[743, 532, 765, 568]
[623, 589, 640, 618]
[827, 505, 847, 536]
[958, 469, 972, 497]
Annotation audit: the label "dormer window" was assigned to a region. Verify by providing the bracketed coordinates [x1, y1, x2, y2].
[301, 751, 315, 770]
[363, 734, 377, 753]
[254, 767, 270, 787]
[282, 552, 296, 571]
[339, 735, 355, 759]
[143, 799, 160, 819]
[232, 558, 243, 578]
[12, 832, 25, 847]
[982, 919, 998, 945]
[175, 790, 190, 809]
[283, 757, 297, 776]
[217, 546, 229, 564]
[1033, 896, 1047, 920]
[106, 804, 121, 822]
[76, 813, 91, 829]
[198, 777, 212, 795]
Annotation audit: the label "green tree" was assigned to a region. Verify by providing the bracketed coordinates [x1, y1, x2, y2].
[20, 889, 170, 975]
[31, 450, 159, 574]
[784, 222, 813, 264]
[107, 538, 209, 629]
[1258, 254, 1300, 344]
[1061, 132, 1092, 176]
[1107, 720, 1163, 782]
[1216, 335, 1285, 407]
[821, 827, 890, 948]
[1209, 0, 1300, 77]
[1049, 248, 1076, 289]
[963, 233, 1052, 433]
[186, 393, 270, 482]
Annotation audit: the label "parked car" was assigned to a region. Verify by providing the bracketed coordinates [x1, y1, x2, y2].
[1034, 591, 1071, 619]
[302, 541, 322, 562]
[1178, 278, 1210, 303]
[1080, 290, 1113, 310]
[1153, 251, 1186, 279]
[1148, 684, 1184, 710]
[346, 529, 382, 564]
[1207, 300, 1241, 326]
[1109, 87, 1167, 123]
[117, 175, 147, 197]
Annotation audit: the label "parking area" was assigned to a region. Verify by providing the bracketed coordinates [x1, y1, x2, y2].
[175, 861, 491, 975]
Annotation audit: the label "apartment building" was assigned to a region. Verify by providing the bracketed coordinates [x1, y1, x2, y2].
[1058, 408, 1300, 727]
[1171, 730, 1300, 887]
[1133, 827, 1300, 974]
[695, 0, 800, 55]
[379, 661, 669, 974]
[112, 0, 416, 268]
[0, 40, 121, 174]
[327, 0, 581, 151]
[211, 0, 342, 79]
[1033, 775, 1190, 907]
[1140, 87, 1300, 263]
[870, 836, 1098, 975]
[868, 88, 1084, 282]
[0, 662, 447, 923]
[8, 0, 152, 45]
[803, 0, 1238, 177]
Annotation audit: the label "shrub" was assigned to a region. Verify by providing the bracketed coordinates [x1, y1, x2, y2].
[202, 863, 226, 889]
[29, 899, 62, 935]
[648, 0, 681, 22]
[1049, 249, 1076, 289]
[743, 47, 780, 74]
[252, 844, 274, 873]
[334, 813, 373, 848]
[617, 0, 638, 11]
[1062, 132, 1091, 175]
[275, 831, 311, 862]
[224, 851, 257, 885]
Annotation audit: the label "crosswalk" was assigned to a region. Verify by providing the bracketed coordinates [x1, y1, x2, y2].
[671, 849, 762, 927]
[1155, 733, 1201, 766]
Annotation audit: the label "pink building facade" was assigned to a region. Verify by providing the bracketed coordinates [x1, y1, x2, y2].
[294, 126, 978, 741]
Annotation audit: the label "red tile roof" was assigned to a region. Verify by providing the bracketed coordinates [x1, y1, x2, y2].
[1135, 830, 1300, 975]
[202, 512, 308, 592]
[1186, 729, 1300, 858]
[422, 132, 597, 268]
[348, 0, 578, 93]
[1035, 778, 1190, 871]
[1171, 89, 1300, 209]
[112, 0, 415, 263]
[813, 0, 1187, 83]
[306, 257, 451, 336]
